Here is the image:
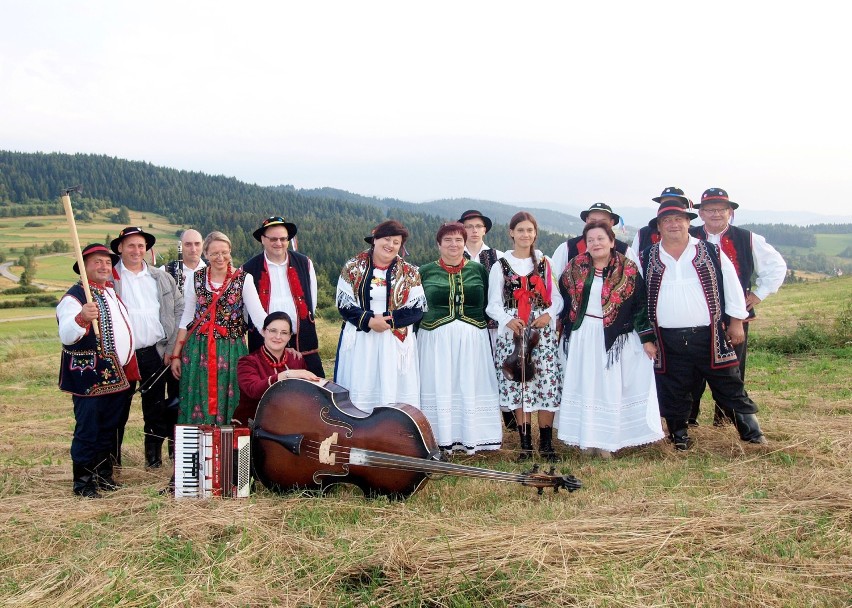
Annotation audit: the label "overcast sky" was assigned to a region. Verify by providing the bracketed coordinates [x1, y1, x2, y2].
[2, 1, 850, 216]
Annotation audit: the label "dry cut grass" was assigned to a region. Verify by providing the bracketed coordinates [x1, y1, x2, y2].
[0, 279, 850, 607]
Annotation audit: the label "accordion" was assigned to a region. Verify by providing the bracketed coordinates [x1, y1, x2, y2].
[174, 424, 251, 499]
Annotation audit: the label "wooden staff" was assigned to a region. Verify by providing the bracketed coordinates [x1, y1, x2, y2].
[60, 185, 99, 338]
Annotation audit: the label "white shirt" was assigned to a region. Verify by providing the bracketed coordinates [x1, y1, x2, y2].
[179, 271, 267, 333]
[648, 237, 748, 328]
[57, 286, 134, 365]
[701, 226, 787, 301]
[464, 243, 503, 262]
[551, 238, 640, 278]
[262, 253, 318, 334]
[117, 261, 165, 349]
[486, 251, 563, 334]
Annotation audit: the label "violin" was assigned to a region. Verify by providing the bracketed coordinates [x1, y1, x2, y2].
[501, 311, 540, 382]
[251, 379, 581, 499]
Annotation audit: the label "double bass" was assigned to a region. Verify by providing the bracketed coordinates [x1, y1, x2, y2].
[251, 379, 581, 499]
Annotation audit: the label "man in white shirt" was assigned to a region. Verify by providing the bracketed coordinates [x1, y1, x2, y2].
[639, 200, 766, 450]
[242, 216, 325, 377]
[111, 226, 184, 468]
[57, 244, 138, 497]
[688, 188, 788, 426]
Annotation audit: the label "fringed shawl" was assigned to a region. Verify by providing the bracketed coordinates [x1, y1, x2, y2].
[559, 251, 654, 367]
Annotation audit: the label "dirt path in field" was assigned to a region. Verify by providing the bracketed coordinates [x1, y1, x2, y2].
[0, 314, 55, 323]
[0, 257, 63, 290]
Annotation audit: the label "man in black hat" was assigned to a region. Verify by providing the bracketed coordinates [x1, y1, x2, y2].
[552, 202, 638, 276]
[458, 209, 502, 267]
[632, 187, 691, 255]
[242, 216, 325, 377]
[639, 200, 766, 450]
[688, 188, 787, 426]
[57, 244, 140, 497]
[111, 227, 184, 469]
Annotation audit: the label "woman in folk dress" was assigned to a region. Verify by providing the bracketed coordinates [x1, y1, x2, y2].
[486, 212, 563, 462]
[557, 221, 663, 458]
[418, 222, 501, 455]
[170, 231, 266, 425]
[334, 220, 425, 413]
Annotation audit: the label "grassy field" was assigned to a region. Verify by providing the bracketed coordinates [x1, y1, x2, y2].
[0, 209, 183, 259]
[0, 277, 849, 606]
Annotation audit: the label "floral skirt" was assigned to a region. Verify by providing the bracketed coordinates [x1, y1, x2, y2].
[178, 333, 247, 425]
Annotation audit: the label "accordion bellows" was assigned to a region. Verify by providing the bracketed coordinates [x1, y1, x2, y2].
[175, 425, 251, 499]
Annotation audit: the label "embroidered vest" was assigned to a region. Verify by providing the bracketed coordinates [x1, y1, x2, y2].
[499, 257, 549, 310]
[464, 247, 499, 271]
[641, 241, 738, 372]
[690, 225, 754, 293]
[635, 225, 661, 255]
[58, 283, 132, 396]
[192, 268, 249, 339]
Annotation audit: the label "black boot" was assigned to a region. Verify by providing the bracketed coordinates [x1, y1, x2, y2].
[145, 436, 163, 469]
[95, 454, 121, 491]
[666, 418, 693, 451]
[713, 402, 736, 427]
[538, 426, 558, 463]
[502, 410, 518, 431]
[72, 463, 102, 499]
[517, 423, 533, 462]
[734, 412, 766, 444]
[688, 400, 701, 426]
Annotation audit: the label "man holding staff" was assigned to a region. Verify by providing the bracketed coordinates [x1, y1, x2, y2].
[57, 244, 139, 498]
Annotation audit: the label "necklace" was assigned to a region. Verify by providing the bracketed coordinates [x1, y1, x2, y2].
[438, 258, 465, 274]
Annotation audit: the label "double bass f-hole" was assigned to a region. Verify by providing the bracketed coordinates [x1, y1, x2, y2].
[501, 310, 540, 382]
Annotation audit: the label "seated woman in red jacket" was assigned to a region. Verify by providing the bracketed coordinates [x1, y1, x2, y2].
[234, 312, 320, 425]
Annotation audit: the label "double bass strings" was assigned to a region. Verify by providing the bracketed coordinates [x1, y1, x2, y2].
[298, 439, 543, 486]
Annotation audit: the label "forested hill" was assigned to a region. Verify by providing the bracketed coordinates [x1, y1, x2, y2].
[0, 151, 567, 283]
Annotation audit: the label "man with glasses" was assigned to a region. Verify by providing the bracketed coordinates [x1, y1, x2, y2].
[242, 217, 325, 377]
[688, 188, 787, 426]
[639, 199, 766, 450]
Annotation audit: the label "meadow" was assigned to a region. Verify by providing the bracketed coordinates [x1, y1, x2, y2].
[0, 277, 849, 607]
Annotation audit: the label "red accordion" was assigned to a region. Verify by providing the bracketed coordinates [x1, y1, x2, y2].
[174, 425, 251, 499]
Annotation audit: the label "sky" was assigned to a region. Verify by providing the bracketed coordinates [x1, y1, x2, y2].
[2, 1, 851, 217]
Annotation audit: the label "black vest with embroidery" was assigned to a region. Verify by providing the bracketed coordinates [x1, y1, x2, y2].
[635, 225, 661, 255]
[498, 257, 549, 310]
[464, 247, 499, 271]
[689, 225, 754, 293]
[242, 251, 319, 353]
[640, 241, 738, 372]
[58, 283, 132, 397]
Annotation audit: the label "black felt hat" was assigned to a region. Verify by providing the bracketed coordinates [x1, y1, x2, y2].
[580, 202, 621, 224]
[252, 216, 298, 242]
[696, 187, 739, 210]
[652, 186, 690, 205]
[457, 210, 493, 233]
[110, 226, 156, 253]
[73, 243, 120, 274]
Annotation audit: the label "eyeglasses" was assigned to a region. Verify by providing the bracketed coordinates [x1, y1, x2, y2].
[207, 252, 231, 259]
[464, 224, 486, 230]
[263, 236, 289, 243]
[264, 329, 291, 336]
[701, 208, 731, 216]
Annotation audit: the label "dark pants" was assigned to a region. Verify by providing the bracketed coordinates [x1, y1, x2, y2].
[71, 389, 133, 464]
[656, 326, 758, 423]
[302, 352, 326, 378]
[690, 323, 750, 421]
[136, 345, 173, 446]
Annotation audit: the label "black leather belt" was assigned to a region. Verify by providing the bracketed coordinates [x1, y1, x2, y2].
[135, 345, 159, 355]
[659, 326, 709, 334]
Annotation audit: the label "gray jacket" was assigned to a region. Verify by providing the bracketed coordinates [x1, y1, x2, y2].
[113, 262, 184, 359]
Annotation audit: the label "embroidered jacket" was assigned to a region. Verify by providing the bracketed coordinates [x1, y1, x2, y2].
[640, 240, 739, 372]
[58, 282, 137, 396]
